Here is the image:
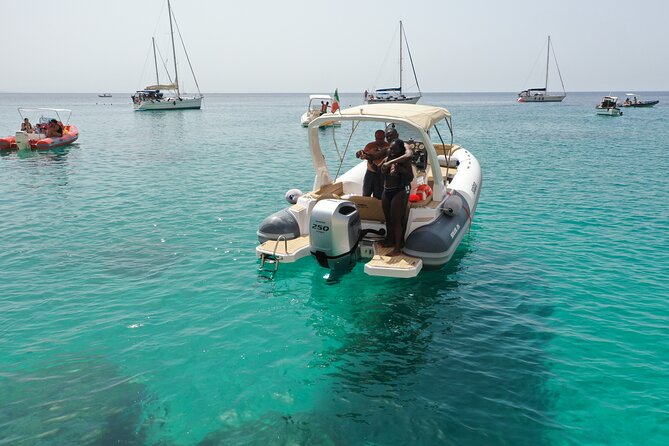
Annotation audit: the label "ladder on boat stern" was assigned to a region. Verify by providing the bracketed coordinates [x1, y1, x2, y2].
[257, 235, 311, 274]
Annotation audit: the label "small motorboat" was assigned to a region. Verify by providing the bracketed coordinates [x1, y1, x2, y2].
[596, 96, 622, 116]
[98, 93, 112, 98]
[620, 93, 659, 108]
[257, 103, 482, 279]
[300, 94, 341, 128]
[0, 108, 79, 151]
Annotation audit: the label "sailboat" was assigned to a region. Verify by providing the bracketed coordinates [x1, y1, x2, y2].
[132, 0, 203, 111]
[517, 36, 566, 103]
[365, 21, 421, 104]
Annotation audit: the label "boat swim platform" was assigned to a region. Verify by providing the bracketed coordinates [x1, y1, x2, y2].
[364, 244, 422, 278]
[257, 236, 422, 278]
[256, 235, 311, 263]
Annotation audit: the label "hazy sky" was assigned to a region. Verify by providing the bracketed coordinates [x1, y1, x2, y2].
[2, 0, 667, 93]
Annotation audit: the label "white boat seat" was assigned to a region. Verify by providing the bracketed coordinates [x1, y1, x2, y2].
[426, 165, 457, 184]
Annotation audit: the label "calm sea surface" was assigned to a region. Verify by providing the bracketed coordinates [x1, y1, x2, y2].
[1, 92, 668, 445]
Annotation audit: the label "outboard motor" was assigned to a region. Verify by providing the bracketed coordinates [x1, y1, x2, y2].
[15, 131, 31, 151]
[310, 199, 361, 273]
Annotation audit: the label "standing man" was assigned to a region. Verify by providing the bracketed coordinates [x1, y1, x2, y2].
[356, 129, 389, 199]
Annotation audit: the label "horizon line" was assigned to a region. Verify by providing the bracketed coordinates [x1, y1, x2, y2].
[2, 90, 668, 95]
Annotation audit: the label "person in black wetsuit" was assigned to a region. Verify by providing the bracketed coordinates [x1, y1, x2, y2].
[380, 138, 414, 256]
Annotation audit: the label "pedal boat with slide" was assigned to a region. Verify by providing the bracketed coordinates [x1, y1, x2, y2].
[0, 108, 79, 151]
[256, 103, 482, 279]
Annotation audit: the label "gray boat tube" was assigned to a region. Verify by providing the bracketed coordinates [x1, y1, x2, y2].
[403, 191, 471, 267]
[257, 208, 300, 243]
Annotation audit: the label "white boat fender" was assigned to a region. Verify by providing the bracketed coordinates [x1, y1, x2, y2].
[437, 154, 460, 168]
[441, 194, 464, 216]
[285, 188, 303, 204]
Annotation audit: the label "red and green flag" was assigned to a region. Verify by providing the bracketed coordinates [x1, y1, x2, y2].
[332, 88, 340, 113]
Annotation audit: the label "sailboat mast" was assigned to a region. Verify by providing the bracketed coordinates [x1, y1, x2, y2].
[545, 35, 551, 91]
[152, 37, 160, 85]
[168, 0, 179, 97]
[399, 21, 403, 95]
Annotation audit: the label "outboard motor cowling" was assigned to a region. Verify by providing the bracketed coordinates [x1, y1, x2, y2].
[310, 199, 361, 272]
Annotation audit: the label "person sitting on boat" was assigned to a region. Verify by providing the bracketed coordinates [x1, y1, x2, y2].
[356, 129, 389, 199]
[46, 119, 63, 138]
[320, 101, 327, 115]
[21, 118, 34, 133]
[380, 138, 414, 257]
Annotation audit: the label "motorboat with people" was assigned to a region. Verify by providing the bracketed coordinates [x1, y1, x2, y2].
[256, 103, 482, 279]
[300, 94, 342, 128]
[517, 36, 566, 103]
[0, 108, 79, 151]
[131, 0, 203, 110]
[364, 21, 422, 104]
[621, 93, 659, 108]
[596, 96, 622, 116]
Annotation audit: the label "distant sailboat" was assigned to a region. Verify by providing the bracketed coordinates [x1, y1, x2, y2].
[132, 0, 203, 111]
[365, 21, 421, 104]
[517, 36, 566, 103]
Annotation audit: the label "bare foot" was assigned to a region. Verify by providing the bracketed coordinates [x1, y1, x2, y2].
[387, 248, 402, 257]
[378, 239, 394, 248]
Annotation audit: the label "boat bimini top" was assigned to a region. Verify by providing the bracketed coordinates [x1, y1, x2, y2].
[18, 108, 72, 124]
[308, 103, 454, 201]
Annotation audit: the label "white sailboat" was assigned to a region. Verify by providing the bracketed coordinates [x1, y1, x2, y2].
[517, 36, 566, 103]
[365, 21, 422, 104]
[132, 0, 203, 111]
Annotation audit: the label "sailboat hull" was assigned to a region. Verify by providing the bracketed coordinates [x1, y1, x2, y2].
[366, 95, 421, 104]
[517, 94, 565, 103]
[134, 97, 202, 110]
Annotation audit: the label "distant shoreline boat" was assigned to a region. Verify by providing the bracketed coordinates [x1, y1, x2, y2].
[518, 36, 566, 103]
[98, 93, 112, 98]
[596, 96, 622, 116]
[621, 93, 659, 108]
[131, 0, 203, 111]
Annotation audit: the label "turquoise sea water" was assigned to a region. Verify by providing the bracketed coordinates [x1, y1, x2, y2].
[1, 92, 668, 445]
